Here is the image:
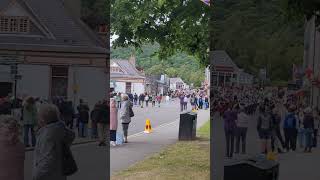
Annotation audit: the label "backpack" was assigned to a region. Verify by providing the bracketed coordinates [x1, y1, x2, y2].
[285, 113, 296, 128]
[129, 106, 134, 117]
[62, 142, 78, 176]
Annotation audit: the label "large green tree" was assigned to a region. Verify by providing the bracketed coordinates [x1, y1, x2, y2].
[111, 0, 210, 65]
[212, 0, 304, 81]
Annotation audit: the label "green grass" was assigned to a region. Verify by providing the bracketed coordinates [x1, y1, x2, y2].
[111, 120, 211, 180]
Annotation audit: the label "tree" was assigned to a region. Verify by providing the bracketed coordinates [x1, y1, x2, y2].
[111, 0, 210, 65]
[211, 0, 304, 81]
[81, 0, 109, 29]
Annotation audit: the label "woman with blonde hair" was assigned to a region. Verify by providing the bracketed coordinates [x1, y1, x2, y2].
[0, 115, 24, 180]
[22, 96, 37, 147]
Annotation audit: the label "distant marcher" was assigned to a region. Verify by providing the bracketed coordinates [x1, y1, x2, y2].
[22, 96, 38, 147]
[297, 107, 305, 148]
[77, 99, 89, 138]
[199, 96, 204, 109]
[151, 95, 156, 107]
[179, 94, 184, 112]
[157, 95, 162, 107]
[0, 115, 24, 180]
[183, 95, 188, 110]
[33, 104, 76, 180]
[139, 93, 145, 108]
[121, 95, 133, 143]
[110, 98, 118, 146]
[271, 108, 285, 153]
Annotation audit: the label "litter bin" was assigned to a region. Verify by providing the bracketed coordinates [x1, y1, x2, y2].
[178, 112, 197, 140]
[224, 155, 279, 180]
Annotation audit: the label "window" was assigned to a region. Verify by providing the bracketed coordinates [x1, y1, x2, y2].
[111, 67, 122, 73]
[126, 82, 132, 93]
[51, 66, 68, 98]
[0, 16, 30, 33]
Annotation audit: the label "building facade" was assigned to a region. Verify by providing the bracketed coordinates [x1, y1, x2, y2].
[211, 50, 253, 87]
[169, 77, 186, 91]
[0, 0, 108, 110]
[110, 57, 145, 95]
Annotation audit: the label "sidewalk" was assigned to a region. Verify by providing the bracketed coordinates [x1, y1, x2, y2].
[110, 109, 210, 175]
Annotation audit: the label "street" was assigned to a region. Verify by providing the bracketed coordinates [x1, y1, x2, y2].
[213, 108, 320, 180]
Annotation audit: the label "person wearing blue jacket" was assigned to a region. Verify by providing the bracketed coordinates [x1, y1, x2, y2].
[283, 105, 298, 152]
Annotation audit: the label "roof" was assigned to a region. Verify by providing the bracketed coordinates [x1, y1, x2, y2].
[170, 77, 184, 84]
[211, 50, 239, 71]
[110, 59, 145, 79]
[0, 0, 107, 54]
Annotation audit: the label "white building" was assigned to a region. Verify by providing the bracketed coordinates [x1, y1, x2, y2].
[169, 77, 186, 91]
[0, 0, 108, 110]
[110, 57, 145, 95]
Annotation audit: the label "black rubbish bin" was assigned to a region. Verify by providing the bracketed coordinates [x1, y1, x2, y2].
[224, 155, 279, 180]
[178, 112, 197, 140]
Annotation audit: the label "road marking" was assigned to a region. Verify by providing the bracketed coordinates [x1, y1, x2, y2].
[128, 118, 179, 138]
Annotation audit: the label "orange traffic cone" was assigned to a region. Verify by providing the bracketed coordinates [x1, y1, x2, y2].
[144, 119, 152, 133]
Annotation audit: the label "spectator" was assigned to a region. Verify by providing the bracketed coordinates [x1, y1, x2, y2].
[22, 96, 37, 147]
[77, 99, 89, 138]
[110, 98, 118, 146]
[0, 115, 24, 180]
[33, 104, 75, 180]
[120, 95, 133, 143]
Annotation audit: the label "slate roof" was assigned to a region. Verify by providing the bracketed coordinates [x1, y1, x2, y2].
[211, 50, 240, 70]
[110, 59, 145, 79]
[170, 78, 184, 84]
[0, 0, 107, 54]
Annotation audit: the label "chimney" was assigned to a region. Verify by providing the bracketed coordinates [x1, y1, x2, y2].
[129, 54, 136, 67]
[62, 0, 81, 19]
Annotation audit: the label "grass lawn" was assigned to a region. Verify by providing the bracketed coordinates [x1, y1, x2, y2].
[111, 120, 210, 180]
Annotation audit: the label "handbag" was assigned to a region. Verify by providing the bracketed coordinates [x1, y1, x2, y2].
[62, 142, 78, 176]
[129, 106, 134, 117]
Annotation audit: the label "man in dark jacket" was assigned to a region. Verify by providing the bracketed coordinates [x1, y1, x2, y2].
[91, 102, 109, 146]
[77, 99, 89, 138]
[303, 107, 314, 152]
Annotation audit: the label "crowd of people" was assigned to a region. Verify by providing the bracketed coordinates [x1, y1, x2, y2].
[212, 86, 320, 158]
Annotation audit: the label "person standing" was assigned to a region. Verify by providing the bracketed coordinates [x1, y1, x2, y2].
[199, 96, 204, 109]
[22, 96, 38, 147]
[179, 93, 184, 112]
[224, 104, 237, 158]
[297, 107, 305, 149]
[77, 99, 89, 138]
[303, 107, 314, 153]
[115, 93, 122, 109]
[205, 95, 209, 110]
[139, 93, 145, 108]
[271, 108, 285, 153]
[90, 102, 103, 142]
[313, 108, 320, 148]
[110, 98, 118, 146]
[145, 94, 149, 107]
[97, 101, 109, 146]
[257, 105, 272, 154]
[33, 104, 76, 180]
[0, 115, 25, 180]
[121, 95, 133, 143]
[235, 104, 248, 154]
[134, 93, 138, 105]
[283, 105, 298, 151]
[183, 95, 188, 111]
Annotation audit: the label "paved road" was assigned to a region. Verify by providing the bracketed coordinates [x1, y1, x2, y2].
[213, 109, 320, 180]
[110, 101, 210, 175]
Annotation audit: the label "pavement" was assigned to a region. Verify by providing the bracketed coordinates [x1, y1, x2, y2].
[23, 100, 210, 180]
[110, 101, 210, 175]
[213, 108, 320, 180]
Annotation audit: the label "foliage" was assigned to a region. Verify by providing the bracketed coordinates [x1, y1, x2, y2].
[212, 0, 304, 81]
[282, 0, 320, 21]
[112, 43, 205, 87]
[110, 0, 210, 65]
[81, 0, 109, 29]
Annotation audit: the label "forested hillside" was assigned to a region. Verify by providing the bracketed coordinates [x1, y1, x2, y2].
[111, 44, 205, 87]
[212, 0, 305, 81]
